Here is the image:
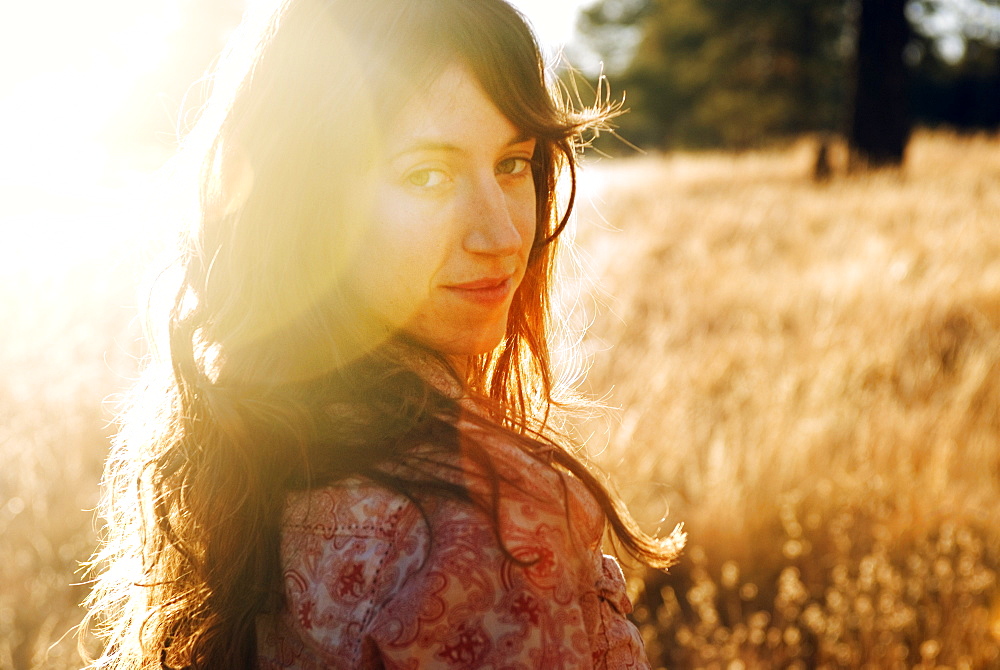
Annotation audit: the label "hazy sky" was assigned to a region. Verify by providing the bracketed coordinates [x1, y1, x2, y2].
[508, 0, 593, 52]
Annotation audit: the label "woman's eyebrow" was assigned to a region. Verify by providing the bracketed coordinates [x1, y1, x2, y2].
[392, 141, 463, 159]
[391, 133, 536, 160]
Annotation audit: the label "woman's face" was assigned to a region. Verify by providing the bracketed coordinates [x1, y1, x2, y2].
[346, 63, 537, 362]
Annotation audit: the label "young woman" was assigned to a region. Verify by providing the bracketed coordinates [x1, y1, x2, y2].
[83, 0, 684, 668]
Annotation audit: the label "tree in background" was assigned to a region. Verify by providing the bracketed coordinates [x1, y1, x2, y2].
[578, 0, 1000, 159]
[579, 0, 849, 150]
[849, 0, 912, 168]
[909, 0, 1000, 130]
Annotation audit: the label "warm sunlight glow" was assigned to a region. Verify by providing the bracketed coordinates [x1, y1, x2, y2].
[0, 1, 185, 276]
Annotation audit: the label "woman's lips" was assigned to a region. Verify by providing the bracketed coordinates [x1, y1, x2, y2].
[444, 276, 514, 305]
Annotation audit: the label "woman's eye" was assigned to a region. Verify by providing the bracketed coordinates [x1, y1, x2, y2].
[496, 157, 532, 176]
[406, 168, 448, 188]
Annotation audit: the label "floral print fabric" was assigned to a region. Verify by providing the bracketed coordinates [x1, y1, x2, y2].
[257, 419, 650, 669]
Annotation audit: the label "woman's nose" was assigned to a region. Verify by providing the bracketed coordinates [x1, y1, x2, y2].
[462, 177, 526, 257]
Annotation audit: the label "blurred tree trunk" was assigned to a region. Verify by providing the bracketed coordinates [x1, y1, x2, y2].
[849, 0, 913, 169]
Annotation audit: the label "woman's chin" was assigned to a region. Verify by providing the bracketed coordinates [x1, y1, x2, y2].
[403, 319, 510, 360]
[439, 338, 504, 359]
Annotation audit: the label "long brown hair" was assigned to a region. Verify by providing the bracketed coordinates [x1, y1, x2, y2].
[82, 1, 684, 668]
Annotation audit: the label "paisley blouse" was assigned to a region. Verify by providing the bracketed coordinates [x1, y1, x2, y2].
[256, 417, 650, 669]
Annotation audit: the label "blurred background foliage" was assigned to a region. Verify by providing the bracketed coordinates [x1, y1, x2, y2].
[574, 0, 1000, 157]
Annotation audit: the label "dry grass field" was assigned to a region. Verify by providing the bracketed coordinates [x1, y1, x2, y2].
[2, 131, 998, 668]
[0, 197, 149, 668]
[573, 131, 1000, 668]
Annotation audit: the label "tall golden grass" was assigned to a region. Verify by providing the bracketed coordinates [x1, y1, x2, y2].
[1, 264, 139, 668]
[574, 131, 1000, 668]
[2, 131, 997, 668]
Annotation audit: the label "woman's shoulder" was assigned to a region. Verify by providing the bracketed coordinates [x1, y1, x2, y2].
[456, 416, 607, 549]
[280, 478, 431, 589]
[281, 418, 605, 551]
[264, 435, 629, 667]
[282, 477, 419, 541]
[266, 479, 432, 665]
